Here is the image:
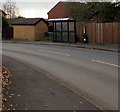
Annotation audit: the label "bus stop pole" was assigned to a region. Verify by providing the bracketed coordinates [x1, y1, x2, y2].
[74, 21, 77, 43]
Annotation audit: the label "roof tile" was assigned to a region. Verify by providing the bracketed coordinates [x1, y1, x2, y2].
[12, 18, 45, 25]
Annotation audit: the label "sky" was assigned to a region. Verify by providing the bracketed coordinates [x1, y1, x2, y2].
[0, 0, 119, 18]
[0, 0, 66, 18]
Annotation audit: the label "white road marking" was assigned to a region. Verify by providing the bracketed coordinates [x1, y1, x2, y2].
[3, 46, 26, 51]
[91, 59, 120, 67]
[38, 49, 71, 57]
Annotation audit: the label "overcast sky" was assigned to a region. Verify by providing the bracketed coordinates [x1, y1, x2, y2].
[0, 0, 66, 18]
[0, 0, 118, 18]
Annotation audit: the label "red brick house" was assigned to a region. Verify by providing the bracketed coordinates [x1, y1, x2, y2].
[47, 2, 70, 19]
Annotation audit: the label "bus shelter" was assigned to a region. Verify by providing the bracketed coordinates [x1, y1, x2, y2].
[48, 18, 76, 43]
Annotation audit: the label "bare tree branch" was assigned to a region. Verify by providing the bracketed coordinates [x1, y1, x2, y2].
[2, 0, 19, 18]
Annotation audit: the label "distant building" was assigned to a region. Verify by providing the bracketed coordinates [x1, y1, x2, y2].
[47, 2, 70, 19]
[0, 10, 7, 18]
[12, 18, 48, 41]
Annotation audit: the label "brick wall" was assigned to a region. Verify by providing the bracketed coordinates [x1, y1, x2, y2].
[48, 2, 69, 19]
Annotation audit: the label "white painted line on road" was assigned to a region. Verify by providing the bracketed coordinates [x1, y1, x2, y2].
[91, 59, 120, 67]
[38, 49, 71, 57]
[3, 46, 22, 49]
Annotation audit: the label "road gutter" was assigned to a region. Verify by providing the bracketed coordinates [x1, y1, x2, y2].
[3, 41, 119, 53]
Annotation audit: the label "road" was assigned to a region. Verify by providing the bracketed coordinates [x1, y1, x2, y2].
[3, 56, 98, 110]
[2, 42, 118, 110]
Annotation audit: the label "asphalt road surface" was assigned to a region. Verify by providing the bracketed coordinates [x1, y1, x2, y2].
[2, 43, 119, 110]
[3, 56, 98, 110]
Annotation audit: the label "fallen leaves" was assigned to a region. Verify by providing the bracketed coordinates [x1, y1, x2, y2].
[17, 94, 21, 97]
[1, 67, 22, 111]
[1, 66, 11, 88]
[80, 102, 83, 104]
[0, 66, 11, 111]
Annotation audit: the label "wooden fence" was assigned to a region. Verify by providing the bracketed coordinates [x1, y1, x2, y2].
[76, 22, 120, 44]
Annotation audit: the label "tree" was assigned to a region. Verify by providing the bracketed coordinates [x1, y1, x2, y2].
[89, 2, 120, 22]
[2, 17, 9, 28]
[66, 2, 120, 22]
[2, 0, 19, 18]
[66, 2, 88, 21]
[113, 2, 120, 22]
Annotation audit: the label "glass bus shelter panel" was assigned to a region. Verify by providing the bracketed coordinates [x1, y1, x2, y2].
[52, 20, 76, 43]
[69, 32, 75, 43]
[55, 22, 62, 42]
[62, 22, 68, 31]
[62, 22, 68, 42]
[69, 22, 74, 31]
[62, 32, 68, 42]
[55, 32, 61, 42]
[56, 22, 61, 31]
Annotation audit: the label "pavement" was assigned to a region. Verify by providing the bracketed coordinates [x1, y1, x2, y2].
[2, 56, 99, 110]
[2, 40, 119, 52]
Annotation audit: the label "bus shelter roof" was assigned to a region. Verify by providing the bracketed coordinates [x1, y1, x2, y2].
[48, 18, 75, 22]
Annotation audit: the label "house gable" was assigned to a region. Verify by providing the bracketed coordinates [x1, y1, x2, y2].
[47, 2, 70, 19]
